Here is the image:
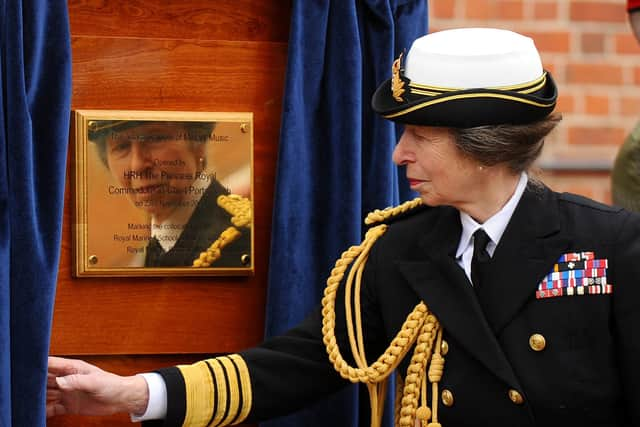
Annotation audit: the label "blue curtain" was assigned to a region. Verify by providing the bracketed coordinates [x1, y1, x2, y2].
[263, 1, 427, 426]
[0, 1, 71, 426]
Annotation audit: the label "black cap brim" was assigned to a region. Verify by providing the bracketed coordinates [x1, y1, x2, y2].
[372, 72, 558, 128]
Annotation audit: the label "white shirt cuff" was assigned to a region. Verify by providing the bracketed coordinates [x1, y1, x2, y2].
[130, 373, 168, 422]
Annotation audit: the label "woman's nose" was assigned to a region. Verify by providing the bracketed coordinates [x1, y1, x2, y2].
[392, 132, 412, 165]
[130, 142, 153, 171]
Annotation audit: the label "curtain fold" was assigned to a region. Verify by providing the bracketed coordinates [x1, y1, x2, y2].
[263, 1, 427, 425]
[0, 1, 71, 425]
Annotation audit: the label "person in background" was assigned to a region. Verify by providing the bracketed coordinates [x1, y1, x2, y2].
[89, 120, 251, 268]
[611, 0, 640, 212]
[48, 28, 640, 427]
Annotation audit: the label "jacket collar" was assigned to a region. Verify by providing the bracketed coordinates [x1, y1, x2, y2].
[396, 184, 570, 386]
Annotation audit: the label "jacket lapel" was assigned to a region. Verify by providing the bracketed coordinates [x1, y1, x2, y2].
[396, 207, 521, 387]
[479, 185, 571, 334]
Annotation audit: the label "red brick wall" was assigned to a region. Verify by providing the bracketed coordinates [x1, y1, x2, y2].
[429, 0, 640, 204]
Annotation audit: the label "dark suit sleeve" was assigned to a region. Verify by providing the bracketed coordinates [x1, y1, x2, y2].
[143, 244, 387, 426]
[612, 211, 640, 424]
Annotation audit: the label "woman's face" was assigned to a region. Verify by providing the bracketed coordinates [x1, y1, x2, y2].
[393, 125, 489, 210]
[105, 122, 207, 221]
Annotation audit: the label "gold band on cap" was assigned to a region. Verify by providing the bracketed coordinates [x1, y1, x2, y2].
[383, 91, 555, 120]
[87, 120, 129, 134]
[408, 72, 547, 93]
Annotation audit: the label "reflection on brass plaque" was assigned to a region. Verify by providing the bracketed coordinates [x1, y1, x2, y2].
[74, 110, 254, 277]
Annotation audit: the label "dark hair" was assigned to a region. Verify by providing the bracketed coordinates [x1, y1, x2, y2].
[449, 113, 562, 173]
[90, 121, 214, 169]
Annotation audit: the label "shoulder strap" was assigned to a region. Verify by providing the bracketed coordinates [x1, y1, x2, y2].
[364, 197, 423, 225]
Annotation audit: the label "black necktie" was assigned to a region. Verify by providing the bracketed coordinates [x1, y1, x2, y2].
[471, 228, 491, 290]
[145, 236, 165, 267]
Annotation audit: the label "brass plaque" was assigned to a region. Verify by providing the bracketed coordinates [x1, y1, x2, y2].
[74, 110, 254, 277]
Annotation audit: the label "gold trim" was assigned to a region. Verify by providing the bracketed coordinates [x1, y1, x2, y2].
[364, 197, 423, 225]
[409, 76, 546, 97]
[517, 77, 547, 94]
[491, 73, 547, 91]
[383, 92, 554, 119]
[205, 359, 227, 427]
[391, 53, 406, 102]
[192, 194, 252, 268]
[408, 73, 547, 93]
[73, 109, 255, 278]
[321, 213, 444, 427]
[87, 119, 128, 135]
[229, 354, 252, 424]
[408, 82, 454, 93]
[409, 88, 449, 96]
[178, 361, 214, 427]
[218, 357, 241, 426]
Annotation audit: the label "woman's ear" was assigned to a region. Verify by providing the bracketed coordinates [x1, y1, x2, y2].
[194, 142, 208, 171]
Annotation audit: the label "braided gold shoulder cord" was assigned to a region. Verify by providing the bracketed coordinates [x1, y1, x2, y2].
[321, 198, 446, 427]
[192, 194, 251, 267]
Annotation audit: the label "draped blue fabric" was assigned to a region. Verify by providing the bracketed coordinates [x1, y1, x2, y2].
[263, 1, 427, 426]
[0, 1, 71, 425]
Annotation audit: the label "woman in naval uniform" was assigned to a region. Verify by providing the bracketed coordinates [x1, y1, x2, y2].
[48, 28, 640, 427]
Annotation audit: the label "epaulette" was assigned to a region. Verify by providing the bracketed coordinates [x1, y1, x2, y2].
[559, 192, 622, 213]
[364, 197, 427, 226]
[192, 194, 251, 267]
[218, 193, 252, 228]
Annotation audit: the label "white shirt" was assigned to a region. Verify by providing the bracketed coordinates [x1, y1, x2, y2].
[133, 172, 530, 421]
[130, 373, 167, 421]
[455, 172, 528, 284]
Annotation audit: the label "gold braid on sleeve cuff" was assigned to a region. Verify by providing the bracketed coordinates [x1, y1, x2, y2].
[177, 354, 252, 426]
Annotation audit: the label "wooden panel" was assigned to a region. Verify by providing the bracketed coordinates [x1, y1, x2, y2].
[52, 39, 284, 354]
[68, 0, 291, 42]
[52, 3, 287, 356]
[47, 354, 254, 426]
[70, 38, 287, 111]
[51, 8, 287, 427]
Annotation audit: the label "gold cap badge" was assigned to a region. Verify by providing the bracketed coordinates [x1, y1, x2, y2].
[391, 53, 406, 102]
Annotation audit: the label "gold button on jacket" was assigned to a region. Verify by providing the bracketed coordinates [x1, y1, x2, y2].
[441, 389, 454, 407]
[441, 339, 449, 355]
[508, 389, 524, 405]
[529, 333, 546, 351]
[160, 187, 640, 427]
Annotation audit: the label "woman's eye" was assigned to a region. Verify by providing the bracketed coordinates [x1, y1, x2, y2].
[109, 141, 131, 157]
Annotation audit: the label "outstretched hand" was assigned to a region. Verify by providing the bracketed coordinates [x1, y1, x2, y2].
[47, 356, 149, 418]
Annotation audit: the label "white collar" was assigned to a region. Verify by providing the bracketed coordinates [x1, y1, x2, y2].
[455, 172, 528, 259]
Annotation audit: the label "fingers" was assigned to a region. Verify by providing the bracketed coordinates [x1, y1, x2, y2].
[47, 374, 63, 403]
[48, 356, 80, 376]
[48, 356, 100, 376]
[46, 388, 62, 402]
[47, 373, 60, 389]
[55, 375, 83, 392]
[54, 370, 107, 394]
[46, 402, 67, 418]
